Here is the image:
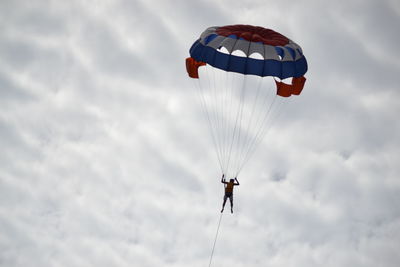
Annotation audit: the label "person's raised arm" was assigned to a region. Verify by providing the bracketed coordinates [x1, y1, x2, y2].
[234, 177, 240, 185]
[221, 174, 225, 183]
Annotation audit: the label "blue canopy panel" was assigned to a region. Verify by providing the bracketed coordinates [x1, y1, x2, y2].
[189, 40, 308, 79]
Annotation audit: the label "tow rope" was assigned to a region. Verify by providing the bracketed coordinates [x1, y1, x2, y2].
[208, 212, 223, 267]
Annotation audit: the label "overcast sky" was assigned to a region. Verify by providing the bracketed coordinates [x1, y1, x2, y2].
[1, 0, 400, 266]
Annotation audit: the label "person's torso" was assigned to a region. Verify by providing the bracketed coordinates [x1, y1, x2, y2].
[225, 182, 234, 193]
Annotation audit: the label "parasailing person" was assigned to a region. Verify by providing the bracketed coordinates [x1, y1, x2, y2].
[220, 174, 240, 213]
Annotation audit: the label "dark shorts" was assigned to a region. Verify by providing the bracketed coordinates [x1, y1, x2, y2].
[224, 192, 233, 201]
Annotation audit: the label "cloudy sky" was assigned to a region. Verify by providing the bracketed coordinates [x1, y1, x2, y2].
[1, 0, 400, 266]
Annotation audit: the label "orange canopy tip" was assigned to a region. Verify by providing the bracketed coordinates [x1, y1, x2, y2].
[276, 76, 306, 97]
[186, 57, 206, 79]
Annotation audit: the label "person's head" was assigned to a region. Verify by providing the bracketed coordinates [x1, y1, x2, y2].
[230, 179, 234, 183]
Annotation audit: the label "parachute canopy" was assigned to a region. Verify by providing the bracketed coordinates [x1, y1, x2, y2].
[186, 24, 308, 97]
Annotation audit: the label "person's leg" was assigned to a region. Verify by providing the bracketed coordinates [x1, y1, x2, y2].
[221, 195, 227, 212]
[229, 195, 233, 213]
